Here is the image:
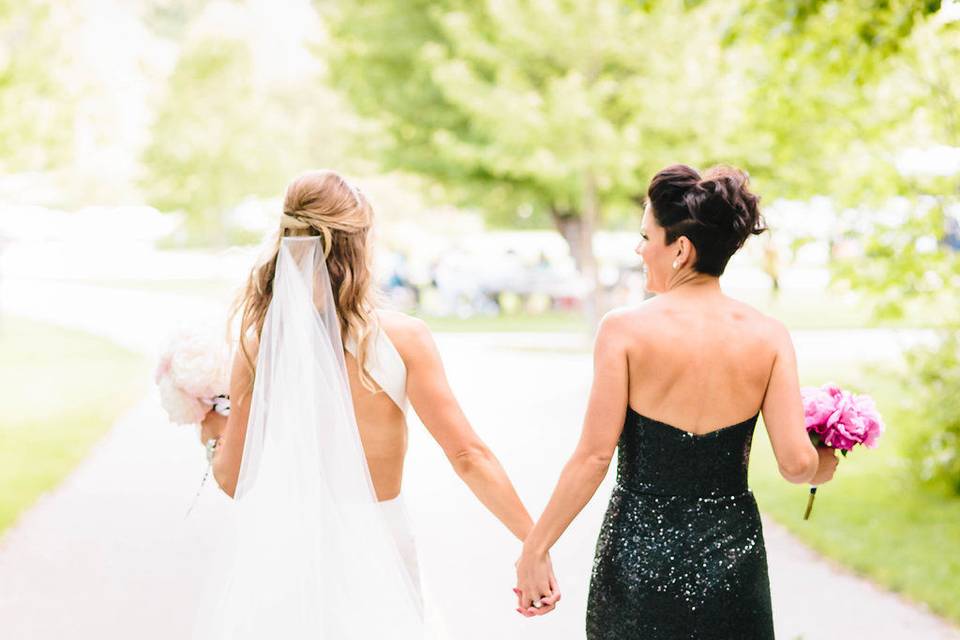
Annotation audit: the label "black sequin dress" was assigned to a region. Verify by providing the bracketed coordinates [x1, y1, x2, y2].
[586, 408, 774, 640]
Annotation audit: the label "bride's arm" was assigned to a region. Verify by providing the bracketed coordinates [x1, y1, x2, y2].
[210, 339, 257, 498]
[514, 312, 628, 613]
[398, 319, 534, 542]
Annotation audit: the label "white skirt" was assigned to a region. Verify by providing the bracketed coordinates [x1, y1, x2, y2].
[379, 495, 422, 602]
[379, 495, 452, 638]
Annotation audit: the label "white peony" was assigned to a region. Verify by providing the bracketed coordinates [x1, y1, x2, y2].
[157, 374, 209, 425]
[168, 330, 230, 399]
[155, 326, 232, 425]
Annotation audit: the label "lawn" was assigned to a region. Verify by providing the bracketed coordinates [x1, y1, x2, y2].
[0, 317, 147, 535]
[750, 363, 960, 625]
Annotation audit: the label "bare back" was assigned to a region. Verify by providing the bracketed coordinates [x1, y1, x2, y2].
[346, 310, 416, 502]
[345, 349, 407, 501]
[624, 291, 778, 435]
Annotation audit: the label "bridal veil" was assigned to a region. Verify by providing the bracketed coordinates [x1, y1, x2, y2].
[193, 236, 427, 639]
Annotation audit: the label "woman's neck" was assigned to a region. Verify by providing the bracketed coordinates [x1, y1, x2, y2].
[664, 271, 721, 295]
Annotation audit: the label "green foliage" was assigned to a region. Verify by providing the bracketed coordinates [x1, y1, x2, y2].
[323, 1, 749, 231]
[142, 0, 216, 41]
[142, 37, 268, 237]
[830, 15, 960, 320]
[0, 1, 78, 171]
[828, 11, 960, 493]
[903, 332, 960, 492]
[724, 1, 945, 203]
[728, 0, 942, 75]
[833, 198, 960, 322]
[323, 1, 946, 221]
[140, 33, 351, 241]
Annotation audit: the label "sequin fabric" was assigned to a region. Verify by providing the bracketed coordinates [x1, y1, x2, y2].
[586, 408, 774, 640]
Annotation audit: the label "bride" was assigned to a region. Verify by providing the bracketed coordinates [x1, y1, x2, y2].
[193, 170, 539, 638]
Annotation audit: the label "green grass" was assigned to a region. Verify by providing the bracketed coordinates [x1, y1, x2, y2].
[731, 287, 954, 330]
[750, 363, 960, 625]
[0, 318, 146, 535]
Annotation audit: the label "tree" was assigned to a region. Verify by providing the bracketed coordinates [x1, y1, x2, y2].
[140, 24, 355, 242]
[323, 1, 753, 318]
[829, 9, 960, 491]
[142, 0, 216, 41]
[720, 0, 945, 203]
[141, 37, 270, 238]
[0, 1, 80, 172]
[830, 9, 960, 321]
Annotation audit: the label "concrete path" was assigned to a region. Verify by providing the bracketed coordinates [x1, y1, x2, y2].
[1, 278, 957, 640]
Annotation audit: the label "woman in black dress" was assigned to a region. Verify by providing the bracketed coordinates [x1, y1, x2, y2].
[514, 164, 839, 639]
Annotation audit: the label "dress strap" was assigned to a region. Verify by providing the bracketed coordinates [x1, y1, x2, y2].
[345, 326, 407, 412]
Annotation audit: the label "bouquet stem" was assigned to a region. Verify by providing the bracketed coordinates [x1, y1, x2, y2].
[803, 486, 818, 520]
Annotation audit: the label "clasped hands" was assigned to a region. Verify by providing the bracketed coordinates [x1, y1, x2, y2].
[202, 407, 564, 617]
[514, 546, 561, 618]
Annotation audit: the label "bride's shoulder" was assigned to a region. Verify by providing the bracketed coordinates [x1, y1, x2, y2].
[375, 309, 435, 358]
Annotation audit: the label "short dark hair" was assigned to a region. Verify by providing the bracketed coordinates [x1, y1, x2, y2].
[644, 164, 767, 276]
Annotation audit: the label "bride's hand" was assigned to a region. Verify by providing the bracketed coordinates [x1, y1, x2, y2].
[514, 548, 561, 617]
[200, 410, 227, 445]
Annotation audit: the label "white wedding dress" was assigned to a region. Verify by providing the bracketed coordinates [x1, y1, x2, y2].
[345, 328, 423, 601]
[192, 237, 436, 639]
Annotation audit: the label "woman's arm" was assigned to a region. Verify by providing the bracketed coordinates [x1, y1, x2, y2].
[759, 321, 824, 484]
[399, 318, 534, 542]
[514, 312, 629, 614]
[211, 340, 257, 498]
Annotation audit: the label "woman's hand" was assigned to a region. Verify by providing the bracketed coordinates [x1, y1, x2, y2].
[514, 548, 561, 617]
[810, 445, 839, 485]
[200, 410, 228, 445]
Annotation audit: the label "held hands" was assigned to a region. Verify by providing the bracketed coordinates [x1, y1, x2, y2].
[514, 548, 561, 618]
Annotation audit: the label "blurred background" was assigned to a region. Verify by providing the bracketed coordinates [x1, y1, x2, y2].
[1, 1, 959, 638]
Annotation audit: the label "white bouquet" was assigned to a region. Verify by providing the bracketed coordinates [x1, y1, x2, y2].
[155, 327, 231, 425]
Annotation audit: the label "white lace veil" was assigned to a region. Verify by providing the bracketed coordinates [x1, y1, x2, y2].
[193, 236, 427, 639]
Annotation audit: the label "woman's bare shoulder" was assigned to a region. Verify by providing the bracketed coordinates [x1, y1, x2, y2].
[376, 309, 434, 360]
[724, 296, 792, 345]
[605, 298, 663, 322]
[595, 302, 660, 349]
[602, 298, 670, 330]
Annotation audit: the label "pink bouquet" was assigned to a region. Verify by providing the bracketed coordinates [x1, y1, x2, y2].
[799, 383, 884, 519]
[803, 384, 883, 453]
[155, 328, 231, 425]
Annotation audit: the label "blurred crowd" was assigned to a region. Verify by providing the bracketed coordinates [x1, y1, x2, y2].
[378, 247, 647, 318]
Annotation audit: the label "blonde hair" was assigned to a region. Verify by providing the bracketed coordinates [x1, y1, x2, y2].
[232, 170, 379, 398]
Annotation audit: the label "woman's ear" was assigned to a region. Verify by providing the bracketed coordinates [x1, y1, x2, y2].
[676, 236, 692, 267]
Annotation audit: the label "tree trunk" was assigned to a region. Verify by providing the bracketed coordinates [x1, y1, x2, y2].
[580, 170, 601, 326]
[550, 173, 603, 327]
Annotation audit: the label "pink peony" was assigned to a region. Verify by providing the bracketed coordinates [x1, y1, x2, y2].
[801, 384, 884, 452]
[802, 384, 841, 432]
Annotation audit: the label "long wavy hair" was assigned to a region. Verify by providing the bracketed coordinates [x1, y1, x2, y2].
[232, 170, 379, 399]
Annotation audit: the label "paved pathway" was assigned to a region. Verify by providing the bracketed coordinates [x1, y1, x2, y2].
[1, 279, 957, 640]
